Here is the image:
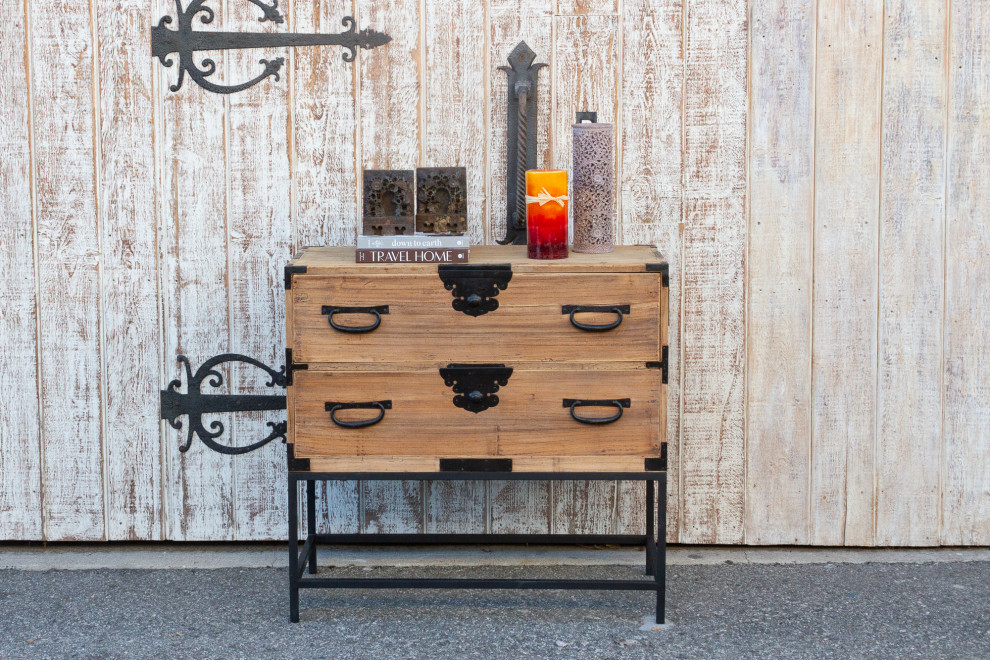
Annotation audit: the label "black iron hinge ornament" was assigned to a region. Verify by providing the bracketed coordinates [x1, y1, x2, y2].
[152, 0, 391, 94]
[439, 364, 514, 414]
[437, 264, 513, 317]
[498, 41, 547, 245]
[161, 354, 288, 454]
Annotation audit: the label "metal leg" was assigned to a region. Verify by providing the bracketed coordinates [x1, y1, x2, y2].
[288, 475, 300, 623]
[286, 473, 669, 624]
[655, 476, 666, 624]
[306, 480, 318, 574]
[645, 479, 655, 576]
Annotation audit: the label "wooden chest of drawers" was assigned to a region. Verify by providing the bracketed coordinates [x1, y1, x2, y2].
[284, 245, 669, 474]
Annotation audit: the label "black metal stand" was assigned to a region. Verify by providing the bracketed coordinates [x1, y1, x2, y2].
[287, 471, 666, 623]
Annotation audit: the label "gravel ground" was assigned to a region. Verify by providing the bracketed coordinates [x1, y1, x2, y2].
[1, 561, 988, 659]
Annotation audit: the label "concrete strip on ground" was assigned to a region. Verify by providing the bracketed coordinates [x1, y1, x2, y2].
[1, 543, 988, 571]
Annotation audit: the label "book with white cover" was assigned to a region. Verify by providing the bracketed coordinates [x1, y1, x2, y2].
[357, 235, 470, 250]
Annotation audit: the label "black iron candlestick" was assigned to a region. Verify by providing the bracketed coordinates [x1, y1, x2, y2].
[498, 41, 547, 245]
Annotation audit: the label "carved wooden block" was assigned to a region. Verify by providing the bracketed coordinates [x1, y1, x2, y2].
[416, 167, 468, 235]
[363, 170, 414, 236]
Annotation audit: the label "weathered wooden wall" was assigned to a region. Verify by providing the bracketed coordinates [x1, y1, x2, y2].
[0, 0, 987, 545]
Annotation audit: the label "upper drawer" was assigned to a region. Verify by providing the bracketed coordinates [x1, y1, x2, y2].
[289, 271, 661, 364]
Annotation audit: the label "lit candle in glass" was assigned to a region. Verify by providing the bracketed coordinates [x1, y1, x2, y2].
[525, 169, 569, 259]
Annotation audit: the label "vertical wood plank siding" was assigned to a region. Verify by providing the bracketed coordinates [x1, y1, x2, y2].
[97, 0, 163, 540]
[423, 0, 489, 531]
[158, 0, 235, 541]
[875, 0, 946, 547]
[746, 0, 815, 545]
[811, 0, 883, 547]
[618, 0, 683, 541]
[226, 0, 293, 540]
[551, 12, 620, 535]
[357, 0, 424, 534]
[678, 0, 748, 544]
[485, 0, 553, 536]
[32, 0, 105, 541]
[942, 0, 990, 546]
[0, 0, 43, 540]
[3, 0, 988, 546]
[291, 0, 361, 535]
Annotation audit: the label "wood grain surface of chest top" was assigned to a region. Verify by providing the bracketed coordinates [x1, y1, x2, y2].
[285, 246, 669, 474]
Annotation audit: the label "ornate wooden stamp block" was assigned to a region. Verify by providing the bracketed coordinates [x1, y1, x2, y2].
[416, 167, 468, 235]
[363, 170, 414, 236]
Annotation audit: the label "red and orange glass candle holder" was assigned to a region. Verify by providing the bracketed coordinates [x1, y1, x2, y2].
[525, 169, 569, 259]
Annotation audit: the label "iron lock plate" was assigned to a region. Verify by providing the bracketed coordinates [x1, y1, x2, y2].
[438, 363, 514, 413]
[437, 264, 513, 317]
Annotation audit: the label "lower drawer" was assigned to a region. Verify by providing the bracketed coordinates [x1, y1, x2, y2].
[291, 367, 661, 459]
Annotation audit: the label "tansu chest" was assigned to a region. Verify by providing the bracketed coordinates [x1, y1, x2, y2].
[284, 245, 669, 474]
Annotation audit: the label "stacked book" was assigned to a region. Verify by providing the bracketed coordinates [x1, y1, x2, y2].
[356, 235, 470, 263]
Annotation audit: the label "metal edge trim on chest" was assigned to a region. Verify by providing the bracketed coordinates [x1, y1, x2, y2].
[646, 346, 669, 384]
[645, 262, 669, 287]
[285, 348, 308, 386]
[284, 265, 307, 289]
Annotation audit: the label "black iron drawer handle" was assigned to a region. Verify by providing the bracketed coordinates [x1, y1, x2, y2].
[321, 305, 389, 333]
[562, 305, 630, 332]
[324, 400, 392, 428]
[563, 398, 631, 425]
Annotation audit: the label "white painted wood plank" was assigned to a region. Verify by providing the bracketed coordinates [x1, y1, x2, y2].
[158, 0, 234, 541]
[557, 0, 617, 16]
[618, 0, 682, 542]
[292, 0, 361, 537]
[553, 481, 616, 534]
[0, 0, 42, 541]
[227, 0, 293, 542]
[875, 0, 946, 547]
[426, 481, 486, 534]
[745, 0, 815, 545]
[293, 0, 359, 247]
[487, 1, 552, 245]
[552, 13, 618, 240]
[486, 0, 554, 535]
[942, 0, 990, 546]
[97, 0, 164, 541]
[678, 0, 747, 545]
[420, 0, 489, 533]
[551, 13, 621, 533]
[423, 0, 487, 244]
[489, 480, 551, 534]
[31, 0, 105, 541]
[363, 480, 423, 533]
[811, 0, 883, 547]
[357, 0, 420, 170]
[357, 0, 422, 533]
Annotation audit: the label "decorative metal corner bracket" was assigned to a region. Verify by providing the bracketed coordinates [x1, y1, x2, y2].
[152, 0, 391, 94]
[437, 264, 513, 317]
[439, 364, 514, 414]
[160, 354, 288, 455]
[498, 41, 547, 245]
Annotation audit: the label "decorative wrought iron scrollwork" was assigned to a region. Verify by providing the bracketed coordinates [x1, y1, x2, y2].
[160, 354, 288, 455]
[152, 0, 391, 94]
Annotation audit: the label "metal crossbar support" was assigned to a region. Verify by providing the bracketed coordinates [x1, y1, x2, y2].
[287, 471, 666, 624]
